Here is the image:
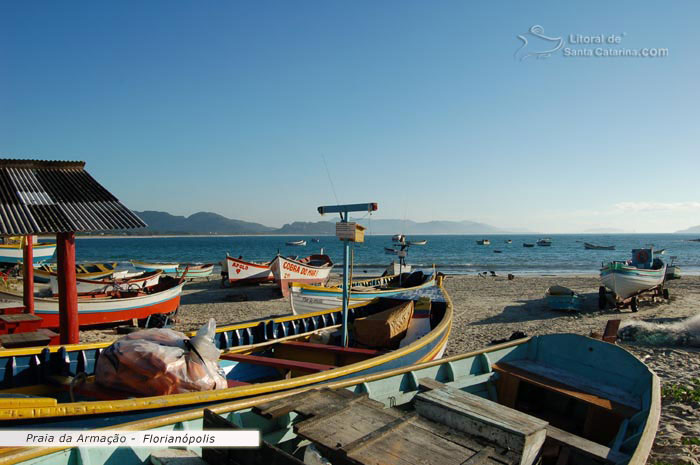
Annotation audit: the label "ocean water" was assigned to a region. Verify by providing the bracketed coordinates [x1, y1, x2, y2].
[68, 234, 700, 275]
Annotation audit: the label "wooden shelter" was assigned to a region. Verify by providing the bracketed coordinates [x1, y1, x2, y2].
[0, 159, 146, 344]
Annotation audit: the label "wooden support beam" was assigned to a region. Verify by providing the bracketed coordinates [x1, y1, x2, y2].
[57, 232, 79, 344]
[22, 235, 34, 314]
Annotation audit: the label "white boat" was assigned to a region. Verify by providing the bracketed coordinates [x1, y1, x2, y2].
[48, 270, 162, 294]
[0, 236, 56, 264]
[269, 253, 333, 297]
[653, 248, 665, 255]
[407, 239, 427, 245]
[290, 271, 437, 314]
[225, 255, 274, 284]
[476, 239, 490, 245]
[285, 240, 307, 246]
[131, 260, 179, 273]
[600, 248, 666, 300]
[175, 263, 214, 279]
[537, 238, 552, 246]
[392, 234, 406, 243]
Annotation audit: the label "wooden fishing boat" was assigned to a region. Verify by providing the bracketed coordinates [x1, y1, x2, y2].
[584, 242, 616, 250]
[0, 280, 451, 428]
[285, 240, 307, 246]
[0, 333, 660, 465]
[225, 255, 274, 284]
[476, 239, 490, 245]
[600, 249, 667, 311]
[33, 262, 117, 283]
[545, 285, 582, 311]
[175, 263, 214, 279]
[0, 237, 56, 264]
[537, 238, 552, 246]
[270, 254, 333, 297]
[408, 239, 427, 245]
[0, 276, 184, 328]
[290, 270, 438, 315]
[130, 260, 179, 273]
[48, 270, 162, 294]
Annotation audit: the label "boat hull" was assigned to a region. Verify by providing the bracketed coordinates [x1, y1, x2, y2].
[176, 264, 214, 279]
[33, 263, 117, 283]
[0, 280, 184, 327]
[0, 243, 56, 264]
[226, 256, 273, 284]
[131, 260, 179, 273]
[600, 263, 666, 299]
[0, 281, 451, 428]
[270, 254, 333, 296]
[290, 274, 437, 315]
[48, 271, 162, 294]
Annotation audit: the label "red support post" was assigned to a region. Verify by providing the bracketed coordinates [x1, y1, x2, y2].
[56, 232, 79, 344]
[22, 235, 35, 314]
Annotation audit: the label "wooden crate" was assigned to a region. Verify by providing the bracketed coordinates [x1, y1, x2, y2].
[335, 222, 366, 242]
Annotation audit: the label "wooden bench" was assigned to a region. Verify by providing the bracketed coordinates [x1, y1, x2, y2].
[0, 331, 51, 348]
[220, 353, 335, 376]
[0, 313, 43, 334]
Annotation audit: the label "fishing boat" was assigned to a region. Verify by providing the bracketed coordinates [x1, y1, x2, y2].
[131, 260, 179, 273]
[584, 242, 616, 250]
[285, 240, 307, 246]
[600, 249, 667, 310]
[408, 239, 427, 246]
[225, 255, 274, 284]
[537, 238, 552, 246]
[289, 270, 438, 314]
[48, 270, 162, 294]
[33, 262, 117, 283]
[545, 285, 583, 311]
[392, 234, 406, 243]
[270, 254, 333, 296]
[506, 239, 512, 243]
[0, 332, 659, 465]
[523, 242, 535, 248]
[176, 263, 214, 279]
[0, 236, 56, 264]
[384, 247, 398, 254]
[476, 239, 490, 245]
[0, 276, 185, 328]
[0, 281, 452, 428]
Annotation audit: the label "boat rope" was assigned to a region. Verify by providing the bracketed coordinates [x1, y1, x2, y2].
[321, 154, 341, 206]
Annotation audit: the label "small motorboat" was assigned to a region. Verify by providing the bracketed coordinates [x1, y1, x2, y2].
[476, 239, 490, 245]
[285, 240, 307, 246]
[131, 260, 179, 273]
[537, 238, 552, 246]
[584, 242, 616, 250]
[523, 243, 535, 248]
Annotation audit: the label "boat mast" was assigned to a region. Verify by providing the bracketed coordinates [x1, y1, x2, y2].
[317, 202, 378, 347]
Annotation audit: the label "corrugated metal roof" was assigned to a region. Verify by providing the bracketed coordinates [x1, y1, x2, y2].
[0, 159, 147, 234]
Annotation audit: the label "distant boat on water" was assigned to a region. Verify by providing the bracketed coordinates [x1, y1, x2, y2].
[536, 238, 552, 247]
[408, 240, 427, 246]
[493, 250, 502, 253]
[476, 239, 490, 245]
[285, 240, 307, 246]
[584, 242, 615, 250]
[523, 243, 535, 248]
[311, 238, 321, 243]
[505, 239, 512, 244]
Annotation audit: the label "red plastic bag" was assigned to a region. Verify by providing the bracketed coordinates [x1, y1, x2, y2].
[95, 319, 227, 396]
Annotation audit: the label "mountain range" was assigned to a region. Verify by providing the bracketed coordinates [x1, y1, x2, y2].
[675, 225, 700, 234]
[123, 211, 515, 235]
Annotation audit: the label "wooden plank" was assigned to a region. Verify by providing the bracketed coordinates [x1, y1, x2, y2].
[492, 361, 639, 416]
[602, 319, 621, 344]
[254, 388, 366, 419]
[545, 425, 629, 464]
[150, 449, 207, 465]
[220, 353, 335, 373]
[341, 412, 417, 453]
[462, 447, 495, 465]
[0, 331, 51, 348]
[415, 379, 547, 465]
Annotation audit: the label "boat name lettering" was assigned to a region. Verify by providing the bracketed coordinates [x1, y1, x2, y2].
[230, 261, 249, 271]
[282, 261, 318, 277]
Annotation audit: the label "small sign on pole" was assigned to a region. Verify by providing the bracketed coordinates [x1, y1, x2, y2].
[335, 222, 366, 243]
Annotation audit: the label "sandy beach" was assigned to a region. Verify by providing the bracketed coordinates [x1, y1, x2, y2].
[79, 274, 700, 464]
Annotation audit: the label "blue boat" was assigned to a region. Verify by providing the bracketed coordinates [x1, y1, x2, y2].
[545, 285, 583, 311]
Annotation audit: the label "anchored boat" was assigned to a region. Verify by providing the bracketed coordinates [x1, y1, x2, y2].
[270, 254, 333, 296]
[0, 333, 659, 465]
[476, 239, 490, 245]
[0, 280, 451, 428]
[289, 270, 438, 315]
[584, 242, 616, 250]
[285, 240, 307, 246]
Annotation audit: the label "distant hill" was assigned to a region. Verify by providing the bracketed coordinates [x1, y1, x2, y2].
[118, 211, 513, 235]
[675, 225, 700, 234]
[133, 211, 275, 234]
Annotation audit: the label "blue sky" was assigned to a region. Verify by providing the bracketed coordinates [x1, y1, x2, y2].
[1, 1, 698, 232]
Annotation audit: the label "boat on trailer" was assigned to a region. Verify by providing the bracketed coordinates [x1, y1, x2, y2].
[0, 280, 451, 428]
[0, 333, 659, 465]
[225, 255, 274, 284]
[270, 254, 333, 297]
[0, 276, 185, 328]
[289, 270, 438, 315]
[130, 260, 179, 273]
[600, 248, 668, 311]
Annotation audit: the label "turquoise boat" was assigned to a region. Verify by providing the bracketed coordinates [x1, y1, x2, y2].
[0, 279, 451, 429]
[545, 285, 583, 311]
[0, 334, 660, 465]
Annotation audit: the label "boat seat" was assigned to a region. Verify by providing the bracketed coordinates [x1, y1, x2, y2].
[220, 353, 335, 375]
[492, 360, 639, 417]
